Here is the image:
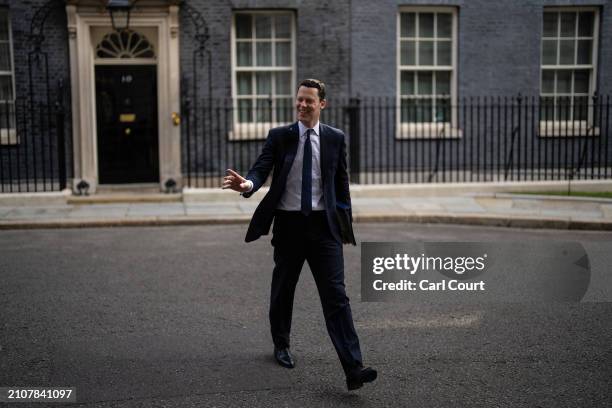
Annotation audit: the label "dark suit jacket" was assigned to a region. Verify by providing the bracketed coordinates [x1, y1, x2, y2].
[242, 121, 352, 244]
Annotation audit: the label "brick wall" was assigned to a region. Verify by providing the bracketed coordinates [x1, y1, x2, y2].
[351, 0, 611, 97]
[2, 0, 612, 188]
[1, 0, 71, 188]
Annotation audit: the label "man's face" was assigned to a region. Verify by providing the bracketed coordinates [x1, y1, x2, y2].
[296, 86, 326, 124]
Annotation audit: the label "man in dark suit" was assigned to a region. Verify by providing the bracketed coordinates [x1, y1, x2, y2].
[222, 79, 376, 391]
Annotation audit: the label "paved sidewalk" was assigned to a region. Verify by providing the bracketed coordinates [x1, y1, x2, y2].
[1, 186, 612, 230]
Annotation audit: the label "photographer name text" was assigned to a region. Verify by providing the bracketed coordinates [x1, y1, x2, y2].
[371, 253, 487, 292]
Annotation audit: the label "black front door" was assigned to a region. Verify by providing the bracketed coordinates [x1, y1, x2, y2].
[95, 65, 159, 184]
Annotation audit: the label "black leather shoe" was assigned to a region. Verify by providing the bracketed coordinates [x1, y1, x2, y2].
[273, 347, 295, 369]
[346, 367, 377, 391]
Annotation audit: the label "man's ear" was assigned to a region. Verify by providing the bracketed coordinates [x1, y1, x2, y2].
[320, 99, 327, 110]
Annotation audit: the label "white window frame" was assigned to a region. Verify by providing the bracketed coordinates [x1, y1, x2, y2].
[0, 7, 17, 145]
[396, 6, 460, 139]
[539, 6, 600, 137]
[230, 10, 296, 141]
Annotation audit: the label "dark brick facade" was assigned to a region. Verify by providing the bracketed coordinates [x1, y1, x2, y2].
[1, 0, 70, 191]
[7, 0, 70, 102]
[180, 0, 612, 99]
[1, 0, 611, 190]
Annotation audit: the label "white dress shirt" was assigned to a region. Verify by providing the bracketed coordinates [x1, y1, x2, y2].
[277, 121, 325, 211]
[243, 121, 325, 211]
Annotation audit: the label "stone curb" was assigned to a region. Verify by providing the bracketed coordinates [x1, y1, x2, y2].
[0, 215, 252, 230]
[356, 212, 612, 230]
[494, 192, 612, 204]
[1, 212, 610, 231]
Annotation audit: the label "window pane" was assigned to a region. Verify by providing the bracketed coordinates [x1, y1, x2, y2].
[574, 70, 590, 94]
[419, 13, 434, 38]
[275, 15, 291, 39]
[0, 43, 11, 70]
[556, 96, 571, 120]
[0, 75, 13, 100]
[0, 13, 8, 42]
[237, 43, 252, 66]
[400, 71, 414, 95]
[256, 72, 271, 95]
[578, 12, 594, 37]
[236, 15, 252, 39]
[419, 41, 434, 65]
[401, 99, 417, 123]
[238, 99, 253, 123]
[0, 100, 14, 128]
[256, 42, 272, 66]
[416, 99, 433, 122]
[543, 12, 558, 37]
[237, 72, 252, 95]
[417, 72, 433, 95]
[234, 13, 295, 127]
[436, 71, 451, 95]
[435, 98, 450, 122]
[541, 70, 555, 94]
[437, 13, 452, 38]
[557, 71, 572, 93]
[574, 96, 588, 120]
[255, 15, 272, 38]
[577, 40, 592, 64]
[109, 33, 122, 50]
[400, 40, 416, 65]
[275, 41, 291, 66]
[560, 12, 576, 37]
[542, 40, 557, 65]
[275, 71, 291, 95]
[559, 40, 575, 65]
[541, 97, 555, 121]
[256, 99, 272, 122]
[275, 98, 293, 122]
[437, 41, 451, 66]
[400, 13, 416, 37]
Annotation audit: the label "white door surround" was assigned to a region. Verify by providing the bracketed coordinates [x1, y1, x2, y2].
[66, 2, 181, 193]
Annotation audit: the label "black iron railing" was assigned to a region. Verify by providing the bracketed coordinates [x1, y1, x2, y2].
[0, 98, 68, 193]
[181, 96, 612, 188]
[2, 95, 610, 193]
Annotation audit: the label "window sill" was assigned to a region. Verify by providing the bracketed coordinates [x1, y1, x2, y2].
[228, 122, 291, 141]
[538, 122, 600, 137]
[396, 123, 462, 139]
[0, 129, 19, 145]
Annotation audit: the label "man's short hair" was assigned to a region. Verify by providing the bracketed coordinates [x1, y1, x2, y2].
[298, 78, 326, 100]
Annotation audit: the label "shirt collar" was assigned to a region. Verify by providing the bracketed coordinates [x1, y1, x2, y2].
[298, 121, 320, 138]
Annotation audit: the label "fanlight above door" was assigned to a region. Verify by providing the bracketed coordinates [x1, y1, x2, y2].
[95, 30, 156, 59]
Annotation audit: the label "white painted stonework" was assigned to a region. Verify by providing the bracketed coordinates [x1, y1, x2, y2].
[66, 1, 181, 193]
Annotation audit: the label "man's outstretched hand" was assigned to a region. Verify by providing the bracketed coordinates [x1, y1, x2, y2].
[222, 169, 251, 193]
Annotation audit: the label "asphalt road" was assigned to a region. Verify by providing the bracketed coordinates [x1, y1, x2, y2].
[1, 223, 611, 407]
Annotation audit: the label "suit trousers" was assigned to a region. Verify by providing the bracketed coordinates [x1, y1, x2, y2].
[269, 210, 363, 375]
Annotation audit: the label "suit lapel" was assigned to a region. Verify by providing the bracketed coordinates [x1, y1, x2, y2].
[286, 122, 299, 158]
[268, 123, 299, 202]
[281, 122, 300, 175]
[319, 123, 331, 186]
